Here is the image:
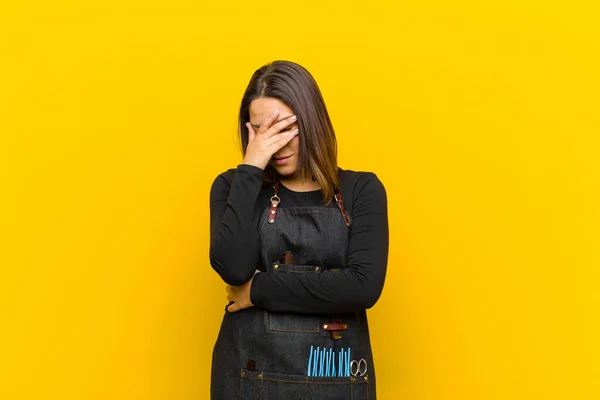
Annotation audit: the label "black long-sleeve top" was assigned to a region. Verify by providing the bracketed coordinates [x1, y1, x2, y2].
[209, 164, 389, 314]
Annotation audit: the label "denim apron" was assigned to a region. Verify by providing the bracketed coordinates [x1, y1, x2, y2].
[211, 179, 376, 399]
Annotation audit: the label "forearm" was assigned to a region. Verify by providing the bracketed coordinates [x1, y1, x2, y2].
[250, 265, 386, 314]
[209, 164, 264, 286]
[249, 172, 389, 313]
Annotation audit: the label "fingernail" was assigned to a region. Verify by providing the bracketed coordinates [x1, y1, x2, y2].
[290, 115, 297, 121]
[273, 109, 280, 115]
[290, 128, 299, 136]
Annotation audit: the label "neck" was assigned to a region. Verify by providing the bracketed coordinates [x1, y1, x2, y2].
[278, 174, 322, 192]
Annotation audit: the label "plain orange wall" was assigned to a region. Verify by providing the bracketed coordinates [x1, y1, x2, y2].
[1, 1, 599, 399]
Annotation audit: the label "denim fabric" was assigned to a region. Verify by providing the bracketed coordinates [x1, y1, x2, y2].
[211, 199, 376, 399]
[239, 370, 370, 400]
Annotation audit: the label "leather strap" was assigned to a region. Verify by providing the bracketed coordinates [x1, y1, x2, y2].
[322, 322, 348, 340]
[268, 181, 280, 224]
[334, 192, 351, 228]
[269, 177, 351, 229]
[322, 322, 348, 331]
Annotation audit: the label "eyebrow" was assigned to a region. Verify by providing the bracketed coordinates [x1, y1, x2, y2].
[250, 116, 293, 129]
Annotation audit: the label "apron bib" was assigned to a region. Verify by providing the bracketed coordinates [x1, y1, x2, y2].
[211, 180, 376, 399]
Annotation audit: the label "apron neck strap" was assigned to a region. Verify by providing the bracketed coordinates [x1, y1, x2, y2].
[271, 175, 351, 228]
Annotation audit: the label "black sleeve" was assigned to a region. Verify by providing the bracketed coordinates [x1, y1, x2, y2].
[249, 173, 389, 314]
[209, 164, 265, 286]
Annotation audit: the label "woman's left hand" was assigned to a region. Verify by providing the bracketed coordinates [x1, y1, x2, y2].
[226, 270, 260, 313]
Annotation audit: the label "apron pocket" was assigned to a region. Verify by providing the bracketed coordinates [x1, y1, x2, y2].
[268, 263, 322, 333]
[240, 369, 369, 400]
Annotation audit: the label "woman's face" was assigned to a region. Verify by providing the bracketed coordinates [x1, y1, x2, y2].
[249, 97, 300, 177]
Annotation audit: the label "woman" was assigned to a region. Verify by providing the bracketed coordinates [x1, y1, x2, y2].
[209, 60, 389, 399]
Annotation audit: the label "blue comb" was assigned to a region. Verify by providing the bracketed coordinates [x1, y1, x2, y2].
[308, 345, 313, 376]
[346, 347, 350, 376]
[347, 347, 351, 377]
[318, 349, 325, 376]
[332, 348, 336, 376]
[313, 347, 319, 377]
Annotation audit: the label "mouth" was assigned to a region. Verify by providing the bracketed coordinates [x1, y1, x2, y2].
[272, 155, 292, 165]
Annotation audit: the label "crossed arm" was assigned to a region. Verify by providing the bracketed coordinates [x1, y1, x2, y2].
[209, 164, 389, 314]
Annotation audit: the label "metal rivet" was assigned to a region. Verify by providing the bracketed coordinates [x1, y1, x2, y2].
[364, 376, 368, 381]
[274, 264, 279, 269]
[351, 377, 356, 382]
[273, 203, 278, 207]
[241, 371, 245, 377]
[323, 324, 328, 329]
[315, 267, 320, 271]
[258, 373, 263, 379]
[271, 210, 275, 214]
[269, 219, 274, 223]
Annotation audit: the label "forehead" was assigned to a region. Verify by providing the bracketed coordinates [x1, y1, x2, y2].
[249, 97, 293, 123]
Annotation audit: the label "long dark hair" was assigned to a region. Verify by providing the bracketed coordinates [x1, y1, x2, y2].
[238, 60, 339, 204]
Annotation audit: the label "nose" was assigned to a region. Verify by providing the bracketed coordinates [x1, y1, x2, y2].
[274, 142, 290, 155]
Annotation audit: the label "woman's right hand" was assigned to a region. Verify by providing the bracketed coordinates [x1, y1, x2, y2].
[242, 109, 299, 170]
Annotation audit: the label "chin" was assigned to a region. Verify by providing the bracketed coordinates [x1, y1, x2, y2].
[272, 165, 296, 176]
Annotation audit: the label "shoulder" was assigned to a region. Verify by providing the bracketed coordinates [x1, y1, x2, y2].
[209, 168, 236, 201]
[210, 168, 236, 197]
[212, 168, 237, 186]
[212, 164, 265, 187]
[338, 167, 387, 211]
[339, 167, 386, 196]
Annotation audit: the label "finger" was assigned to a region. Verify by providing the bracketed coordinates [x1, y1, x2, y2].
[264, 115, 297, 138]
[227, 293, 234, 302]
[245, 123, 256, 143]
[227, 302, 238, 313]
[271, 127, 299, 150]
[257, 109, 281, 135]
